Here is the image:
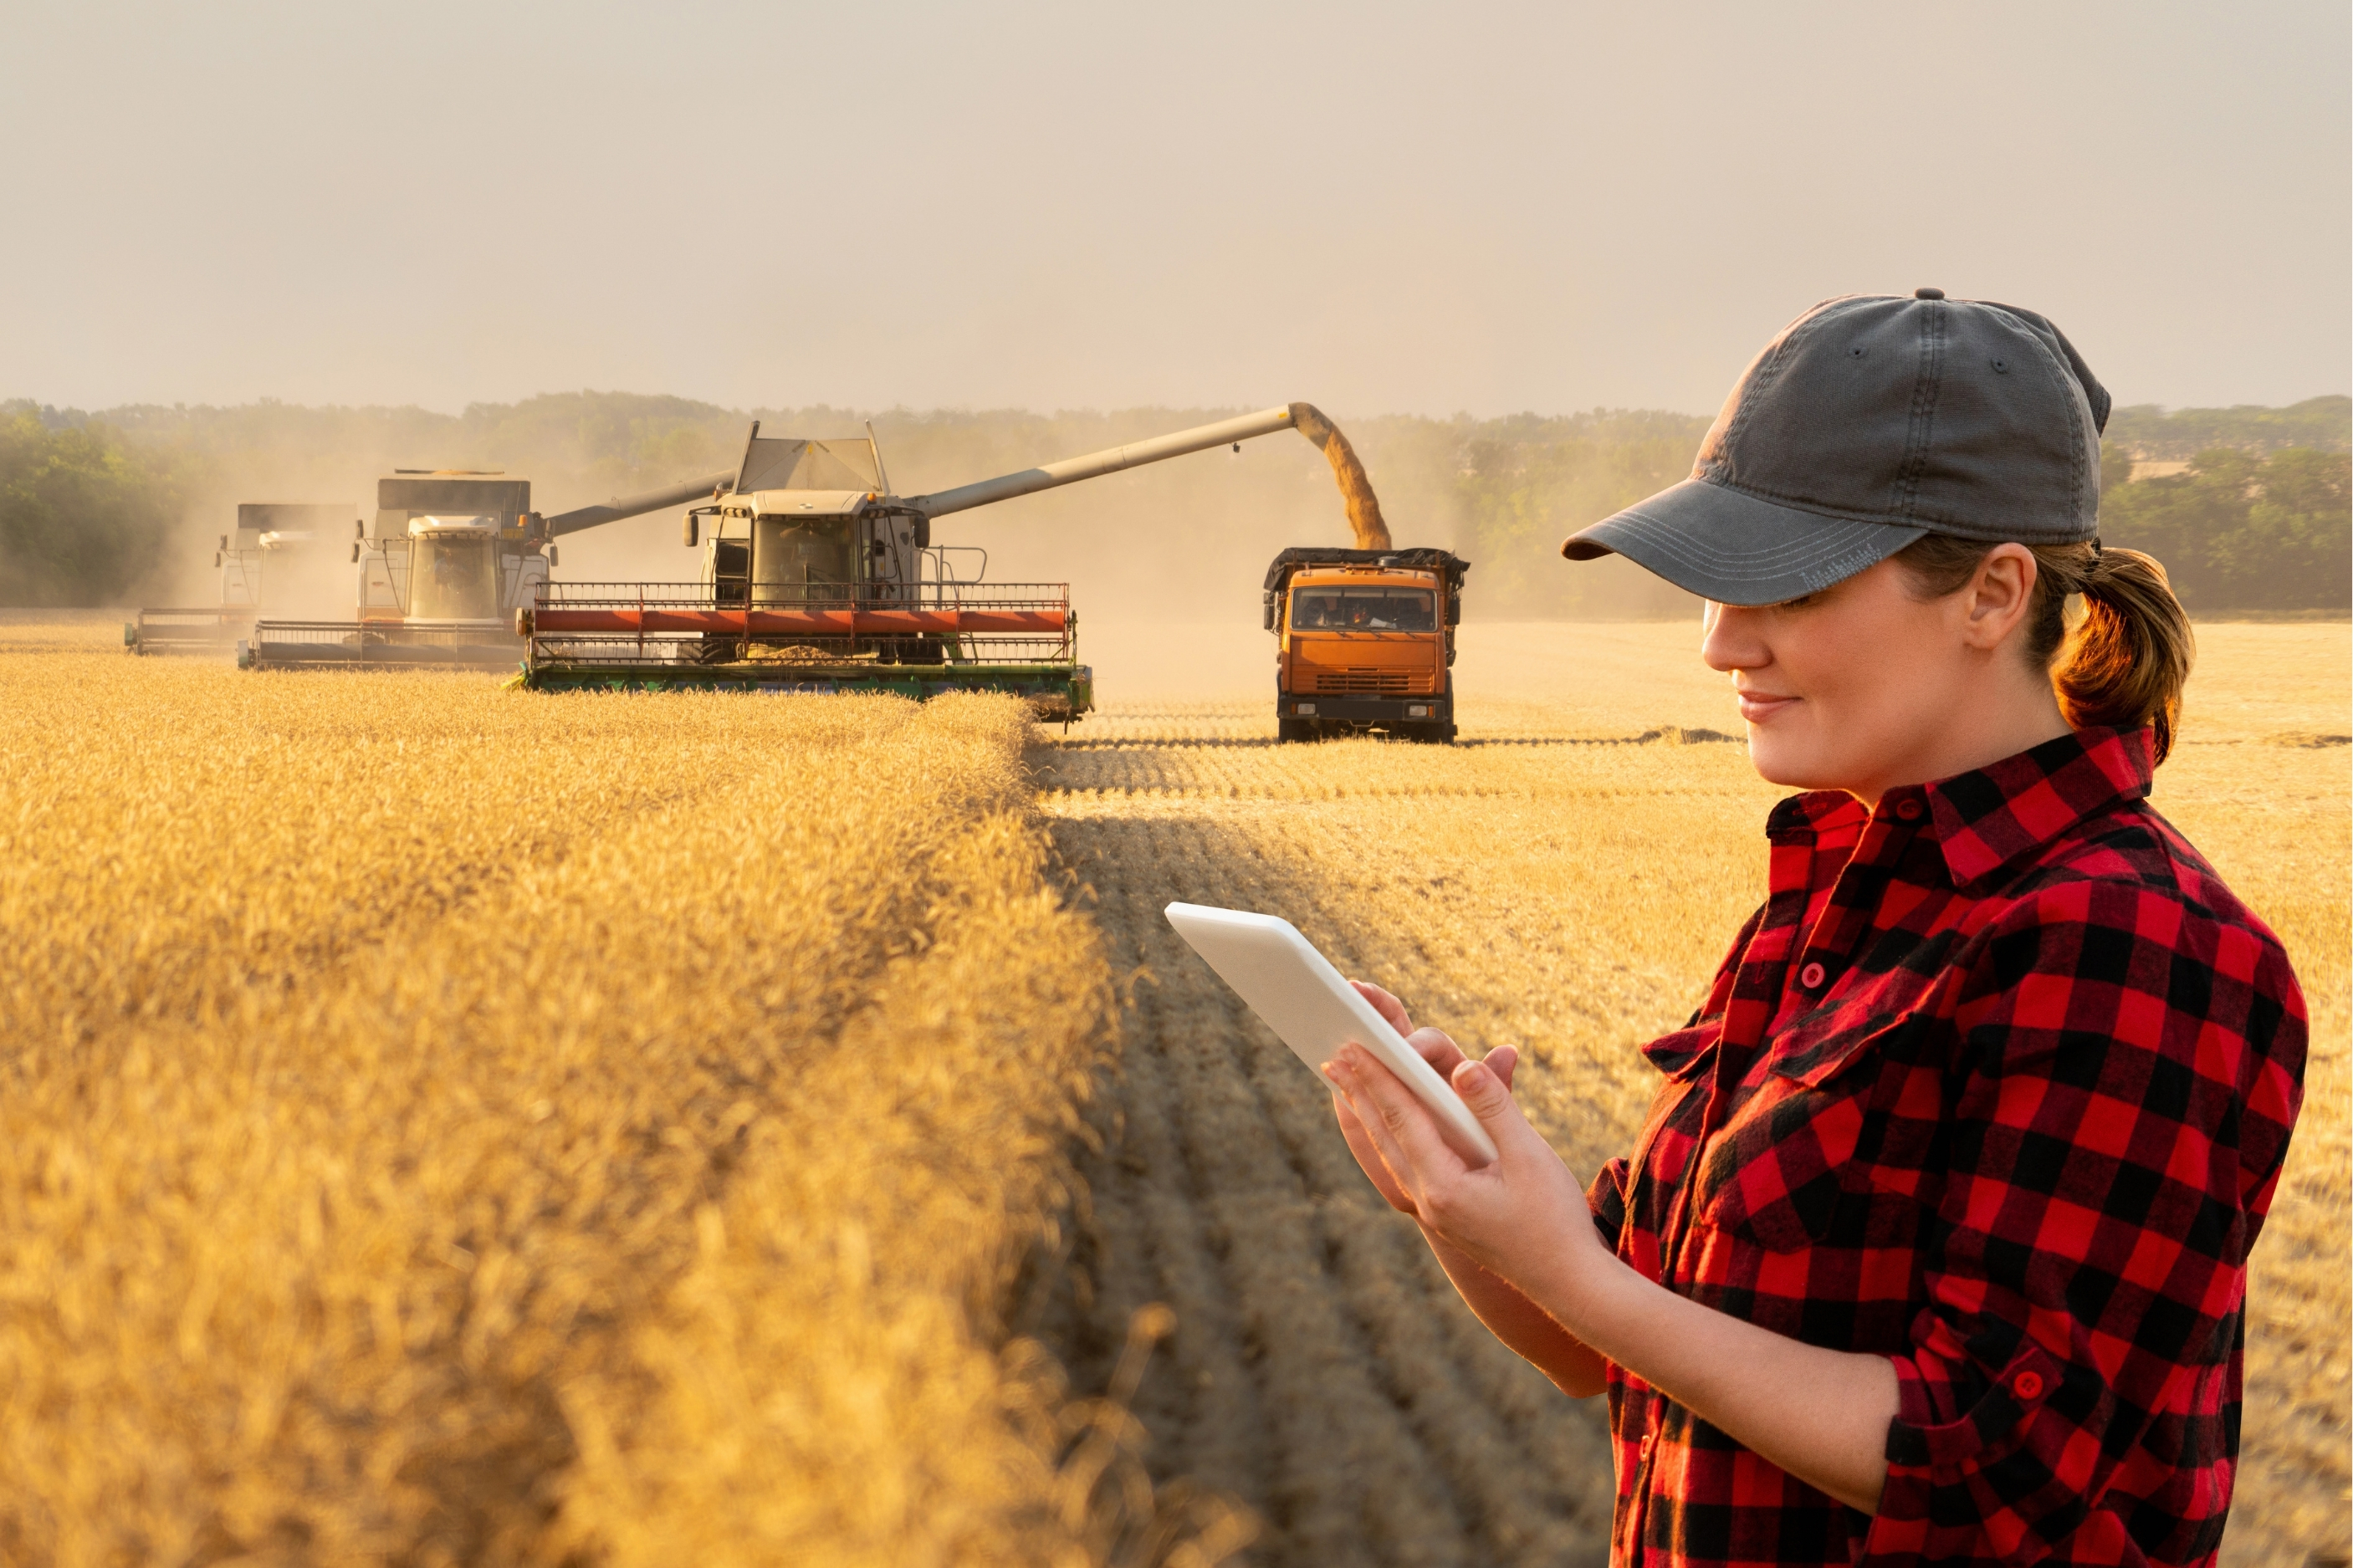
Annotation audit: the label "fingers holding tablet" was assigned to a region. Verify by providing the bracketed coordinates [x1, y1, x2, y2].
[1163, 902, 1500, 1167]
[1348, 980, 1518, 1093]
[1350, 980, 1415, 1035]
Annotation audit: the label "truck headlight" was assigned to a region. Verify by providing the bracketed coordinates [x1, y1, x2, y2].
[1407, 704, 1430, 718]
[1296, 702, 1316, 716]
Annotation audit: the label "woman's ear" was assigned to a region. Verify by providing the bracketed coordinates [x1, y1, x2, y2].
[1960, 544, 2039, 651]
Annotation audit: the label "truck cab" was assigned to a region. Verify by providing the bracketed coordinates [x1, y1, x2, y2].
[1264, 547, 1468, 743]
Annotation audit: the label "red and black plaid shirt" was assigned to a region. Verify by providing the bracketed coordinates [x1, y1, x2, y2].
[1587, 726, 2306, 1565]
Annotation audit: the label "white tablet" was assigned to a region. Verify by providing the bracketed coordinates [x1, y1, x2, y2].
[1164, 902, 1499, 1166]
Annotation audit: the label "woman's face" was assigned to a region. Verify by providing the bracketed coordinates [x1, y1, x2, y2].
[1701, 548, 2053, 802]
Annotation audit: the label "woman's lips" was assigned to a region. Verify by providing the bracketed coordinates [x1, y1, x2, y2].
[1736, 691, 1799, 723]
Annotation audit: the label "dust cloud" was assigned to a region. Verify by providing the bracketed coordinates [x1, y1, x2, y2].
[115, 396, 1702, 699]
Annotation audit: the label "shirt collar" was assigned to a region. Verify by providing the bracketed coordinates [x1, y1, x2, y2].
[1764, 789, 1869, 843]
[1762, 727, 2155, 888]
[1923, 726, 2154, 887]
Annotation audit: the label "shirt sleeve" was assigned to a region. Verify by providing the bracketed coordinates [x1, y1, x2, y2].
[1864, 876, 2307, 1564]
[1587, 1157, 1630, 1249]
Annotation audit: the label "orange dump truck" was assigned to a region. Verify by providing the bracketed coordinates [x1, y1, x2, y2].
[1262, 547, 1470, 743]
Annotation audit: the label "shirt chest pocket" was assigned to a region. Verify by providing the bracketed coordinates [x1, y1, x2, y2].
[1695, 1015, 1936, 1253]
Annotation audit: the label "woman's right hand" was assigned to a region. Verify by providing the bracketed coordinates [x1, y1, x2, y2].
[1329, 983, 1601, 1395]
[1333, 981, 1520, 1215]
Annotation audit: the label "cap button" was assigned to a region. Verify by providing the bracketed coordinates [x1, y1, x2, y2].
[1914, 287, 1946, 300]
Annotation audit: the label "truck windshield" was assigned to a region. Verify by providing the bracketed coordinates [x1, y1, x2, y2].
[1290, 587, 1435, 631]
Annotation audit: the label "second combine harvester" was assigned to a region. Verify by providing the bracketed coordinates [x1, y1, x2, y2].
[514, 402, 1453, 732]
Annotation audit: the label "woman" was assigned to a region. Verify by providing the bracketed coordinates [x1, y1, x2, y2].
[1322, 291, 2307, 1565]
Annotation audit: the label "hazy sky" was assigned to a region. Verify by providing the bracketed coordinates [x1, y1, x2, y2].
[6, 1, 2345, 418]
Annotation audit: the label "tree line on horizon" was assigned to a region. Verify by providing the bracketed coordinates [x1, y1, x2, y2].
[3, 392, 2345, 614]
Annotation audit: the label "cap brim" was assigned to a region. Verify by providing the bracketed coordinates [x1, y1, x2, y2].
[1563, 478, 1926, 606]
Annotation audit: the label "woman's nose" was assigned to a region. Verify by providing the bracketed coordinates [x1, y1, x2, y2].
[1701, 603, 1767, 673]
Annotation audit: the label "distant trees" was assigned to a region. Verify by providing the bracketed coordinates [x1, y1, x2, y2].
[0, 405, 192, 606]
[2104, 396, 2350, 460]
[2100, 446, 2350, 611]
[2095, 396, 2350, 611]
[1445, 412, 1712, 617]
[3, 389, 2343, 614]
[1442, 403, 2350, 617]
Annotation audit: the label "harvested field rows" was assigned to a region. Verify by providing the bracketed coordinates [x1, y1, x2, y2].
[1036, 621, 2350, 1568]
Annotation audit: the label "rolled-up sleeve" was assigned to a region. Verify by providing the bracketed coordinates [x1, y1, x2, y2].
[1587, 1157, 1630, 1251]
[1862, 879, 2305, 1564]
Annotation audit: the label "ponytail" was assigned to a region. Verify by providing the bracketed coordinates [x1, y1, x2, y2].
[1896, 536, 2196, 765]
[2042, 545, 2193, 764]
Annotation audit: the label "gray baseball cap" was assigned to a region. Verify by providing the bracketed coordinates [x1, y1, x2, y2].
[1563, 289, 2112, 605]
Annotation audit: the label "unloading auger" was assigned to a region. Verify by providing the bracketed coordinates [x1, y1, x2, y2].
[515, 405, 1359, 718]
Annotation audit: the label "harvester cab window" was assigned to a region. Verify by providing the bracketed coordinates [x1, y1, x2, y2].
[751, 514, 856, 600]
[1290, 587, 1436, 631]
[407, 520, 501, 621]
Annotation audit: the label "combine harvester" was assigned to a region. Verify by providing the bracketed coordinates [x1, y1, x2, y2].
[517, 405, 1357, 718]
[241, 467, 731, 669]
[127, 503, 354, 656]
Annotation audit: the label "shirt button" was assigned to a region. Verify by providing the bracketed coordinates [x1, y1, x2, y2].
[2013, 1371, 2045, 1400]
[1896, 799, 1923, 821]
[1799, 961, 1827, 989]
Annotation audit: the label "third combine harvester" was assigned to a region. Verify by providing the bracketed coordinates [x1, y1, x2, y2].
[243, 467, 734, 668]
[515, 402, 1460, 736]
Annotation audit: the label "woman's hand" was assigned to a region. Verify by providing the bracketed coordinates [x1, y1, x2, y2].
[1328, 983, 1606, 1397]
[1329, 982, 1520, 1218]
[1322, 1029, 1607, 1298]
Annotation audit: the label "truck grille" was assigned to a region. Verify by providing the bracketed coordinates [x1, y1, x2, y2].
[1314, 669, 1413, 693]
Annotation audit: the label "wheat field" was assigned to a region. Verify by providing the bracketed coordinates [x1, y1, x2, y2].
[0, 614, 2341, 1567]
[0, 616, 1248, 1566]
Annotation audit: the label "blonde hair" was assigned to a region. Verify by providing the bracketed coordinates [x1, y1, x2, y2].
[1897, 536, 2195, 764]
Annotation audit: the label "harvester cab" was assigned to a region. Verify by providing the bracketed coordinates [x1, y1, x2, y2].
[676, 426, 946, 664]
[354, 472, 531, 620]
[687, 430, 922, 610]
[402, 517, 511, 622]
[128, 502, 356, 656]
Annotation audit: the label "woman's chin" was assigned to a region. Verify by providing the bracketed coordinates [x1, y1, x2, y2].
[1744, 735, 1845, 793]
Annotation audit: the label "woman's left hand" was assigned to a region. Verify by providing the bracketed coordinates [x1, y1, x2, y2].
[1321, 1042, 1612, 1306]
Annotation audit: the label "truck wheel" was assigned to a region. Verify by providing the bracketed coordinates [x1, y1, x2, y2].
[1277, 717, 1312, 743]
[1400, 721, 1450, 744]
